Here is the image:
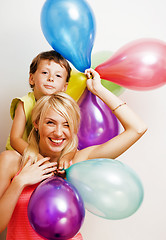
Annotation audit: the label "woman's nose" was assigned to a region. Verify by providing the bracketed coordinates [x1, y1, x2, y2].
[54, 125, 62, 136]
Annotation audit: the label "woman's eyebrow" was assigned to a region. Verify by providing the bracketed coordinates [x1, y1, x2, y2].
[45, 117, 68, 124]
[45, 117, 56, 121]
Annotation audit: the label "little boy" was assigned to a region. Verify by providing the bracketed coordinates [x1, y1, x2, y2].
[5, 50, 73, 170]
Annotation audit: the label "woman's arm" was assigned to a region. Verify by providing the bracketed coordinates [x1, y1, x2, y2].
[73, 69, 147, 163]
[0, 152, 22, 232]
[0, 153, 57, 232]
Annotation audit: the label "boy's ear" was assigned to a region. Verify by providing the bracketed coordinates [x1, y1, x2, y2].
[29, 73, 35, 86]
[64, 82, 68, 92]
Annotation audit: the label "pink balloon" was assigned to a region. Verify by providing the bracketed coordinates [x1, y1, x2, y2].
[95, 39, 166, 90]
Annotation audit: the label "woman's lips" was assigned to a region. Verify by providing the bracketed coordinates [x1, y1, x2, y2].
[49, 138, 64, 146]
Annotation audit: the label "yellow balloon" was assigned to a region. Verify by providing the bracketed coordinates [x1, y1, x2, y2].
[66, 70, 87, 102]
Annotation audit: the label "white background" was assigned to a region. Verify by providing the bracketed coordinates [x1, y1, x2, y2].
[0, 0, 166, 239]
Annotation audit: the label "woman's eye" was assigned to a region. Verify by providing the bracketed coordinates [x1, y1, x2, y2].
[47, 121, 54, 125]
[42, 71, 48, 74]
[64, 123, 69, 127]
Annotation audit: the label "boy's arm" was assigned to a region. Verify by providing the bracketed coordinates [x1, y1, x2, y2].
[10, 101, 28, 155]
[58, 149, 77, 170]
[10, 101, 45, 160]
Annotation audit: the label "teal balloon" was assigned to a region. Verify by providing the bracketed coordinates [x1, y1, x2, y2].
[66, 158, 144, 220]
[41, 0, 96, 72]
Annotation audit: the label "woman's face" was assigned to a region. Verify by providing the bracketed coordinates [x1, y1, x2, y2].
[37, 107, 71, 158]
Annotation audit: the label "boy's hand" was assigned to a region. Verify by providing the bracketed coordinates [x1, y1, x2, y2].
[56, 148, 77, 177]
[58, 155, 71, 171]
[57, 149, 77, 174]
[56, 157, 70, 179]
[85, 68, 102, 94]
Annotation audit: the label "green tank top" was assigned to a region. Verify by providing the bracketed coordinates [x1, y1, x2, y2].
[6, 92, 36, 150]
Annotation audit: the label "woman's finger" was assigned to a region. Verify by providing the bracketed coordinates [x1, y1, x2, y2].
[41, 162, 57, 170]
[42, 172, 54, 181]
[35, 157, 51, 166]
[24, 156, 33, 167]
[43, 166, 57, 175]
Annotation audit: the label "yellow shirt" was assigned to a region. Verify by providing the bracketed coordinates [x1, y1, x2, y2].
[6, 92, 36, 150]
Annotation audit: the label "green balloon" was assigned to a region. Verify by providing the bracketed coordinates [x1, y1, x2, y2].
[91, 51, 114, 69]
[91, 51, 125, 96]
[66, 158, 144, 220]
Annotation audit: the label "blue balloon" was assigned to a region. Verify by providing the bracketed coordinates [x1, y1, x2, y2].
[66, 158, 144, 220]
[41, 0, 96, 72]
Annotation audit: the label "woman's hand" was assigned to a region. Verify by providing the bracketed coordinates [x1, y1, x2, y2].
[85, 68, 102, 95]
[16, 157, 57, 187]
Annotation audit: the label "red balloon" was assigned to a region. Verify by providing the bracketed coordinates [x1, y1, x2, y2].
[95, 39, 166, 90]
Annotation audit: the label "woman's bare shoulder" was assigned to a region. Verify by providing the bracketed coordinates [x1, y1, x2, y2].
[0, 150, 21, 179]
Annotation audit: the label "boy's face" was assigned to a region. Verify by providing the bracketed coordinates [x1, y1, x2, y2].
[29, 59, 68, 100]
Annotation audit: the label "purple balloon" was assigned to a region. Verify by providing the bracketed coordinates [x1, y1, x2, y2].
[78, 89, 119, 150]
[28, 176, 85, 240]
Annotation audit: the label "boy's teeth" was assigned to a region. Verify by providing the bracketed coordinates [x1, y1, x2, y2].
[51, 139, 63, 143]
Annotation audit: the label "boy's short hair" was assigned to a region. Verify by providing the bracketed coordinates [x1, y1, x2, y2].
[29, 50, 71, 88]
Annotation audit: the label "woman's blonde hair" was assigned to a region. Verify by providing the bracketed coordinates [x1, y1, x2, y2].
[22, 92, 80, 166]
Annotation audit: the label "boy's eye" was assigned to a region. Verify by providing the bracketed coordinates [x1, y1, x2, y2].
[42, 71, 48, 74]
[56, 74, 62, 78]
